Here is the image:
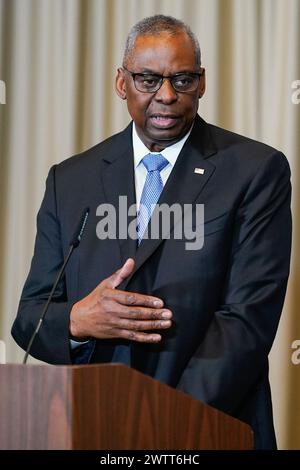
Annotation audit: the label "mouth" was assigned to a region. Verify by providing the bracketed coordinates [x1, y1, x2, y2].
[149, 114, 180, 129]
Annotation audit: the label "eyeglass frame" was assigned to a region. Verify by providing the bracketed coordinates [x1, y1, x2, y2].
[121, 66, 204, 93]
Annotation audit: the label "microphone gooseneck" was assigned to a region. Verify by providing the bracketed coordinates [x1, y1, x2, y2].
[23, 207, 90, 364]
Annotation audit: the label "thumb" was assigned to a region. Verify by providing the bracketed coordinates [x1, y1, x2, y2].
[105, 258, 135, 289]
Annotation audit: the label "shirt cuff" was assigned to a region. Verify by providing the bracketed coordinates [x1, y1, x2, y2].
[70, 338, 90, 349]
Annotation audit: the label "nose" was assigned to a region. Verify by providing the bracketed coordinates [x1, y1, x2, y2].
[154, 78, 178, 104]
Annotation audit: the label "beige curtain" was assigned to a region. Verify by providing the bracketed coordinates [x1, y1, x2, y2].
[0, 0, 299, 449]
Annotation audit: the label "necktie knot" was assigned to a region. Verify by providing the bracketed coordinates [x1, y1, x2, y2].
[142, 153, 169, 173]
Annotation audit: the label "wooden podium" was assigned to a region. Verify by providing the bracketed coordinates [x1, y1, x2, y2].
[0, 364, 253, 450]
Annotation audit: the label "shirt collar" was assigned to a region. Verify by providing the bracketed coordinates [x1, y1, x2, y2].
[132, 122, 193, 169]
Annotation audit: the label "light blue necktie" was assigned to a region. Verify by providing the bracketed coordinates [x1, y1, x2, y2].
[137, 153, 169, 243]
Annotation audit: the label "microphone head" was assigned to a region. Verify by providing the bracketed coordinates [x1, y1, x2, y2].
[70, 207, 90, 248]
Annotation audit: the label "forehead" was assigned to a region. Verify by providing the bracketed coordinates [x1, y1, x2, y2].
[128, 32, 198, 72]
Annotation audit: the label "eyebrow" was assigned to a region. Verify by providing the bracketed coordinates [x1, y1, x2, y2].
[137, 68, 199, 75]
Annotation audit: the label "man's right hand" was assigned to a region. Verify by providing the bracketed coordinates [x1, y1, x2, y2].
[69, 258, 172, 343]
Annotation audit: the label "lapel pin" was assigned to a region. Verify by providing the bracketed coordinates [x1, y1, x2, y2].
[194, 168, 205, 175]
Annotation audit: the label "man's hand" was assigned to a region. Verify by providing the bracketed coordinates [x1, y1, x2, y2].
[69, 258, 172, 343]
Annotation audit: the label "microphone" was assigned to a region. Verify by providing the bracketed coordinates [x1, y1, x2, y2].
[23, 207, 90, 364]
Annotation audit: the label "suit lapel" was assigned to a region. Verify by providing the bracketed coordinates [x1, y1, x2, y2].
[121, 116, 218, 291]
[100, 124, 137, 264]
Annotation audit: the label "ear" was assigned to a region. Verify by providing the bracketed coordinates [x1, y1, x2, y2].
[115, 68, 127, 100]
[198, 68, 206, 99]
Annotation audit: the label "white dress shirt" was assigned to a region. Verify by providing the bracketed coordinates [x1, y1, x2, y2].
[132, 123, 192, 209]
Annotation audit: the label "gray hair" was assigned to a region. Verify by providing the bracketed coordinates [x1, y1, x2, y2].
[123, 15, 201, 67]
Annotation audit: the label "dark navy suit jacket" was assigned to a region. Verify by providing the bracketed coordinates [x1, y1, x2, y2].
[12, 116, 292, 449]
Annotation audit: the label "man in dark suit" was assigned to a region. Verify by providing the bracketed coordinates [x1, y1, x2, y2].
[12, 15, 292, 449]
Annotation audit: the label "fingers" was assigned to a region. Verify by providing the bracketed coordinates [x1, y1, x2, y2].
[113, 330, 162, 343]
[112, 317, 172, 331]
[102, 303, 173, 342]
[103, 258, 135, 289]
[98, 259, 165, 308]
[117, 305, 172, 320]
[105, 289, 164, 308]
[89, 258, 172, 344]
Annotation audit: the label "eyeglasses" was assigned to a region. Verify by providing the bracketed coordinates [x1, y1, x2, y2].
[122, 66, 203, 93]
